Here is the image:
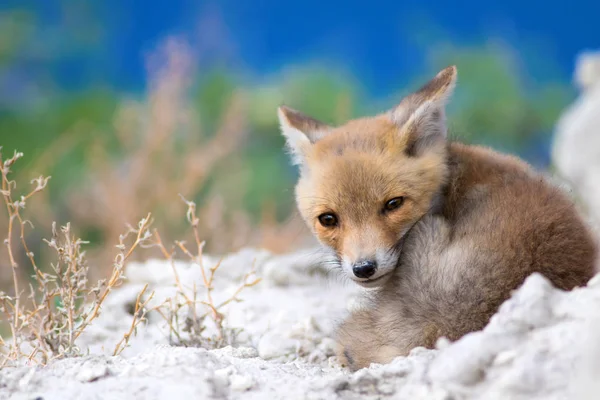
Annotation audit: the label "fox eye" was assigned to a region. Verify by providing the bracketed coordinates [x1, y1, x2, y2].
[318, 213, 338, 227]
[383, 197, 405, 212]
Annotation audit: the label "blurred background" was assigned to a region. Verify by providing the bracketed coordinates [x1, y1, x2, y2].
[1, 0, 599, 284]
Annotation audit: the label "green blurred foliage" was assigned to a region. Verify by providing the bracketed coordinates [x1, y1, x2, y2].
[1, 50, 573, 221]
[0, 5, 575, 256]
[427, 42, 574, 153]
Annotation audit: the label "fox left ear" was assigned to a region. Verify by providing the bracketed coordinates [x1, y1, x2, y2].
[390, 65, 457, 156]
[277, 105, 331, 165]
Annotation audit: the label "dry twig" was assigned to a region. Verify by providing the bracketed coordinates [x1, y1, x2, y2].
[151, 195, 260, 348]
[113, 283, 155, 356]
[0, 148, 154, 366]
[1, 146, 261, 365]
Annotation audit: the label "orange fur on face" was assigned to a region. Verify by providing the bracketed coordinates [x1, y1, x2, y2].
[280, 67, 458, 285]
[294, 115, 449, 284]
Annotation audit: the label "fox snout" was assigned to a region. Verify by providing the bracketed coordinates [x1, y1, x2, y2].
[342, 247, 400, 288]
[330, 226, 408, 288]
[352, 260, 377, 278]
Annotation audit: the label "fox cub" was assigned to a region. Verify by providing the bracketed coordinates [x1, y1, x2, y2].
[277, 66, 598, 371]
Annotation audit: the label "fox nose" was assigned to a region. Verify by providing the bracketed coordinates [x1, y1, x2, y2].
[352, 260, 377, 279]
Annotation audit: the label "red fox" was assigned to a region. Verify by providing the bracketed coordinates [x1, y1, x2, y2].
[278, 66, 599, 371]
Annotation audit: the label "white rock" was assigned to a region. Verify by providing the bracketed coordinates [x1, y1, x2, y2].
[75, 363, 110, 382]
[257, 332, 297, 360]
[230, 374, 255, 391]
[552, 49, 600, 228]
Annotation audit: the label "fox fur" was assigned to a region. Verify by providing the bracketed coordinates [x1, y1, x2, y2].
[277, 66, 599, 371]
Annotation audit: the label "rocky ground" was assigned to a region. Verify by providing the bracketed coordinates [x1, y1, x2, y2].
[2, 247, 600, 400]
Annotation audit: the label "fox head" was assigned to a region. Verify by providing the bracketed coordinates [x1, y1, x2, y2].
[278, 66, 456, 288]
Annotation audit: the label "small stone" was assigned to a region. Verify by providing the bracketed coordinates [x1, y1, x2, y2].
[230, 374, 255, 392]
[308, 349, 326, 363]
[435, 337, 451, 350]
[234, 346, 259, 359]
[76, 364, 110, 382]
[214, 366, 236, 380]
[377, 382, 396, 395]
[318, 338, 338, 357]
[493, 350, 517, 366]
[214, 345, 258, 359]
[258, 332, 296, 359]
[329, 377, 349, 392]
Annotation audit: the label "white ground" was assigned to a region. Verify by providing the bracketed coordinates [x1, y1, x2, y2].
[2, 247, 600, 400]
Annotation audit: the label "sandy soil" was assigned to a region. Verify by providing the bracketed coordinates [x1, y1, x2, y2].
[1, 247, 600, 400]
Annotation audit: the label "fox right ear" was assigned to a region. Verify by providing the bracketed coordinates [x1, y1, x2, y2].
[277, 106, 330, 165]
[390, 65, 457, 156]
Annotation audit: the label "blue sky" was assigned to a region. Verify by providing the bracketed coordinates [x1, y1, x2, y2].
[104, 0, 599, 92]
[4, 0, 600, 95]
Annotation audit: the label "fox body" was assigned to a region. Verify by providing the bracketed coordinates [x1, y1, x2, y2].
[278, 66, 598, 371]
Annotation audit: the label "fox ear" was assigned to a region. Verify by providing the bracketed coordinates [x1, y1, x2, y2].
[277, 105, 330, 165]
[390, 65, 457, 156]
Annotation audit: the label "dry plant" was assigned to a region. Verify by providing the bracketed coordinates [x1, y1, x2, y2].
[152, 195, 261, 348]
[113, 283, 154, 356]
[0, 36, 311, 297]
[0, 148, 154, 366]
[1, 146, 262, 364]
[67, 37, 250, 274]
[0, 36, 305, 358]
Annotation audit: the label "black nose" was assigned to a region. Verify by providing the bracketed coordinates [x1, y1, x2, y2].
[352, 260, 377, 279]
